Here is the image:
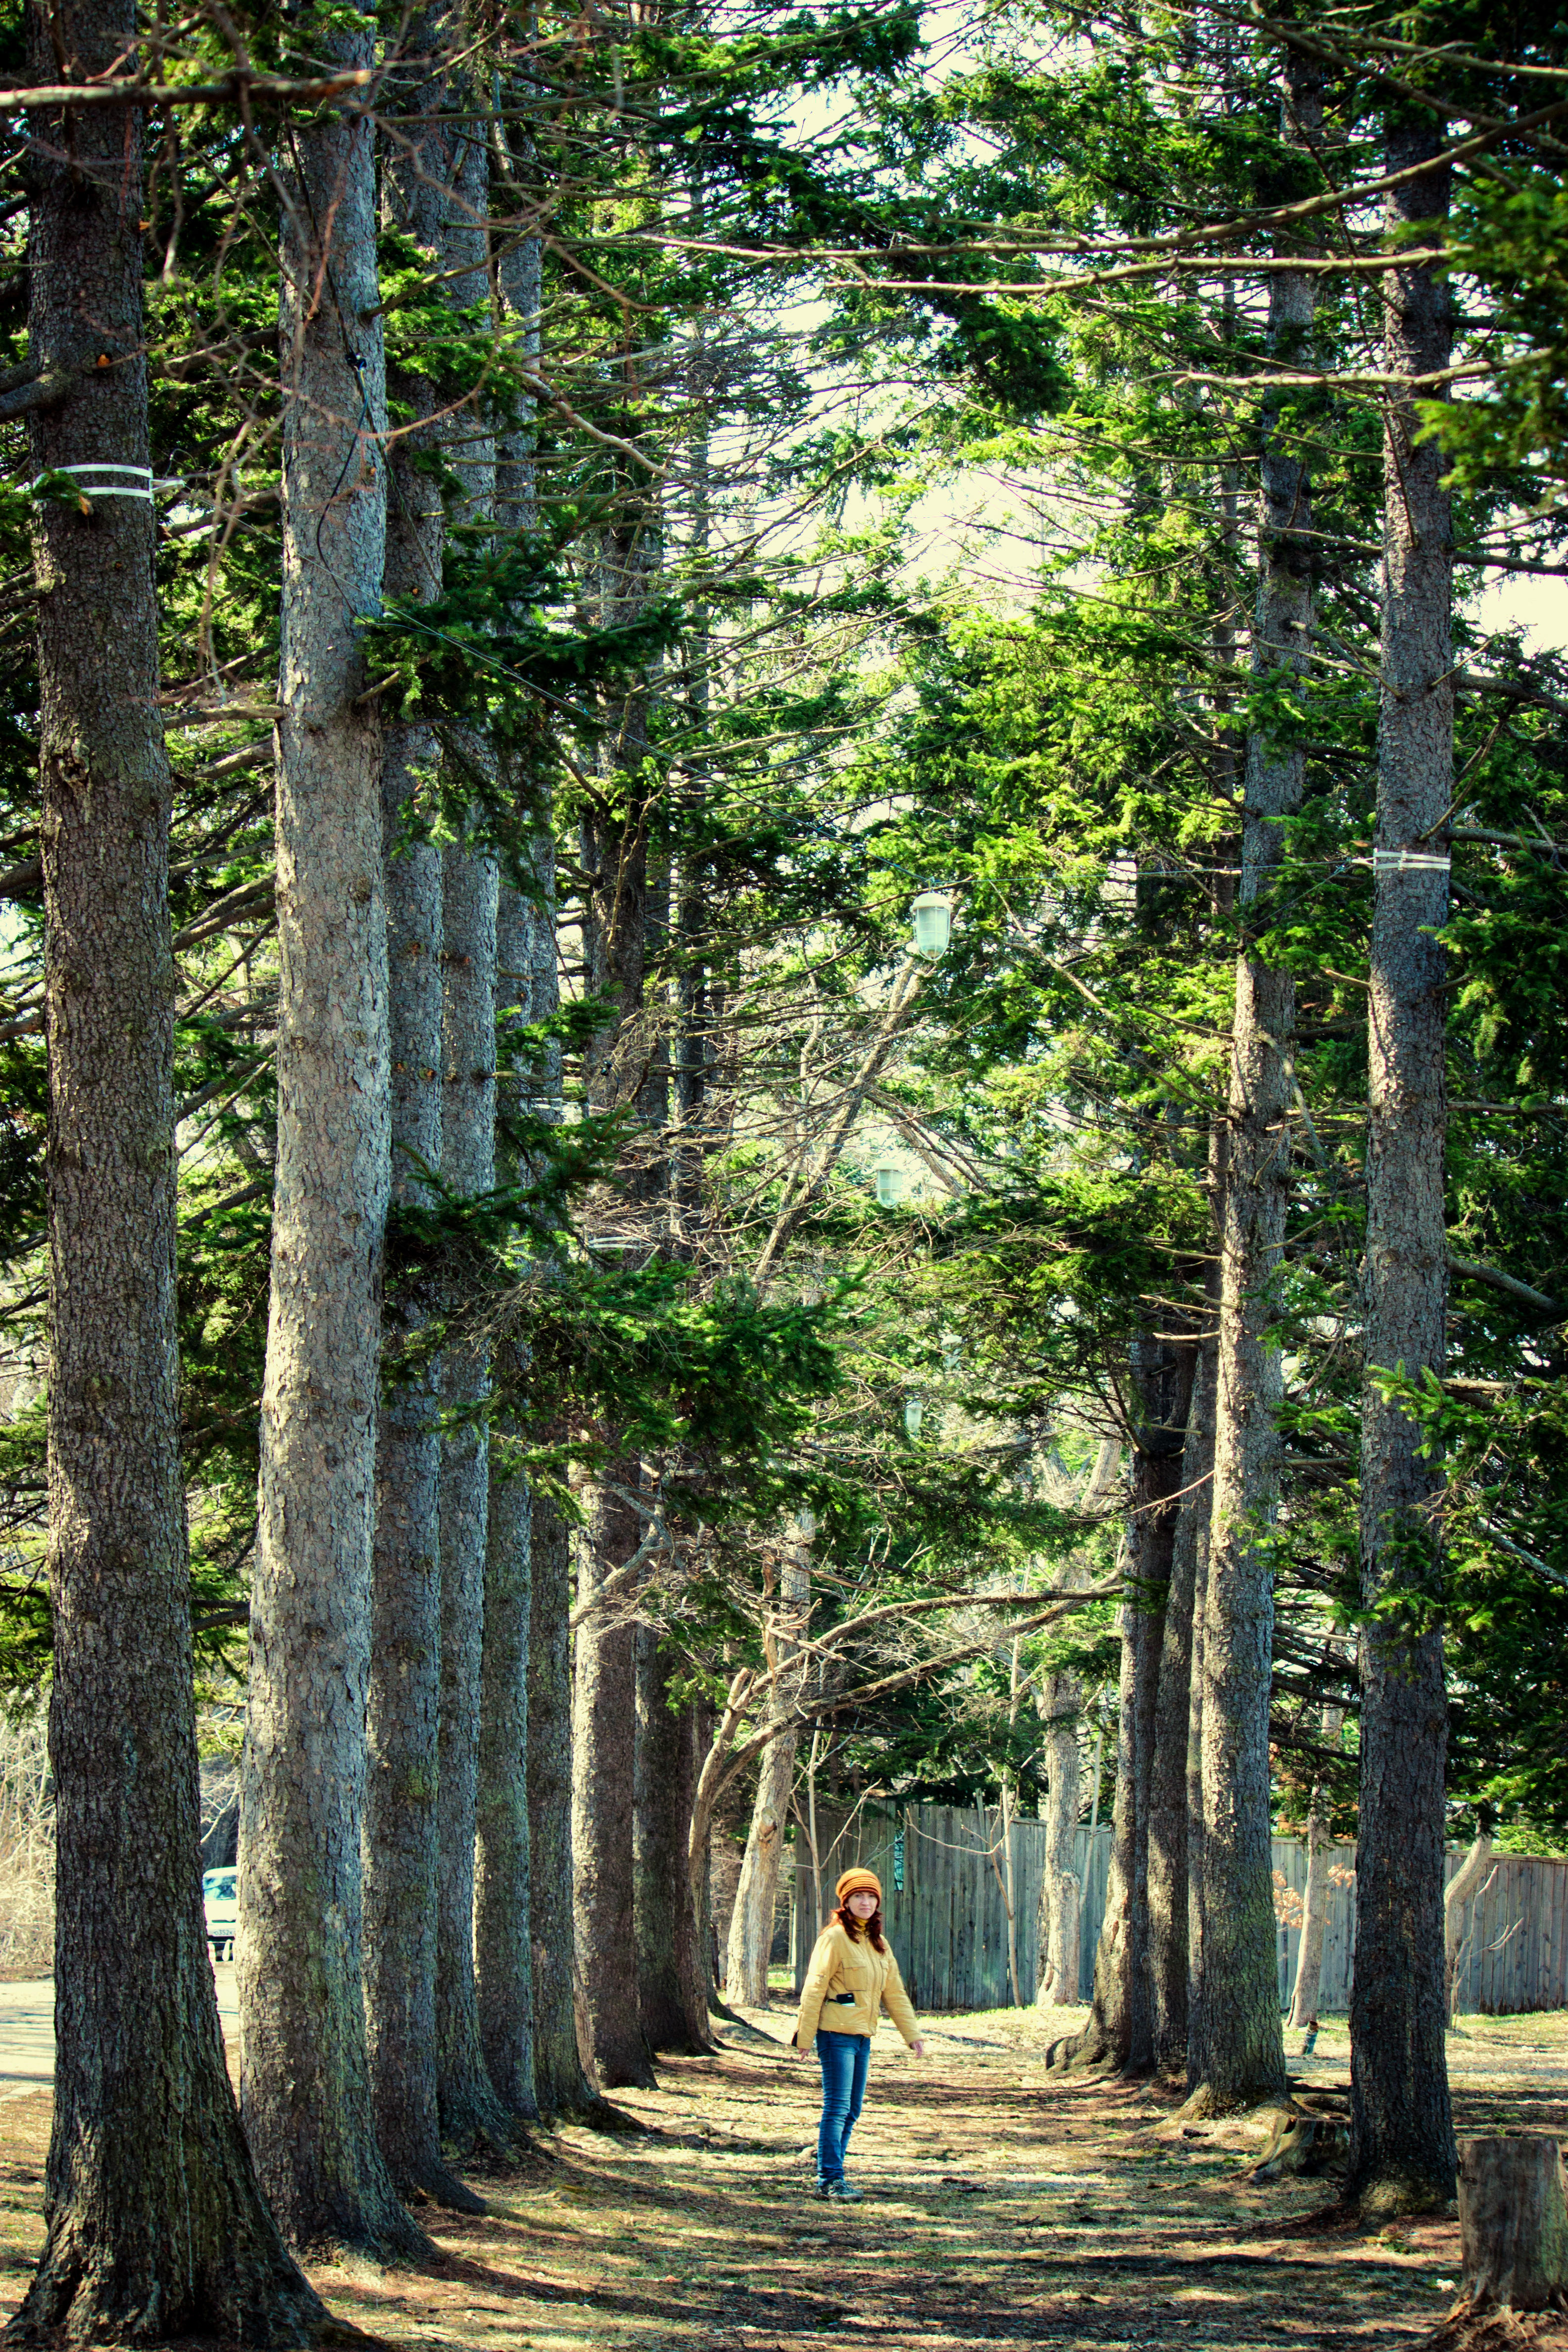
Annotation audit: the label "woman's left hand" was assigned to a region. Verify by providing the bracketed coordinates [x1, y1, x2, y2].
[909, 2038, 926, 2059]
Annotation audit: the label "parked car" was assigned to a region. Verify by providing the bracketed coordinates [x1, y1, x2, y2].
[203, 1867, 237, 1960]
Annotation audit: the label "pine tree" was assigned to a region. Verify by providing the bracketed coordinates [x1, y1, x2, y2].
[12, 3, 335, 2329]
[238, 5, 425, 2255]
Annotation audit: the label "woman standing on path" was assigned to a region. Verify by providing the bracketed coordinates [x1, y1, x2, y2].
[789, 1867, 925, 2200]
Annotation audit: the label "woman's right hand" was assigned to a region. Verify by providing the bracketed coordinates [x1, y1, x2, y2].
[786, 2037, 806, 2059]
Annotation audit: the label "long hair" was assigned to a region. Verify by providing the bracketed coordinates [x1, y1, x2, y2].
[831, 1900, 886, 1953]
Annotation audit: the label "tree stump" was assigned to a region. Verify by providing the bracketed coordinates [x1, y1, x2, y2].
[1458, 2136, 1568, 2312]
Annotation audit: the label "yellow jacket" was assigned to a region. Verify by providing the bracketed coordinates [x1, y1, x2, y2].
[793, 1920, 920, 2048]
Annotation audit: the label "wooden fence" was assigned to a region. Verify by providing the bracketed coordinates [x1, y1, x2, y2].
[790, 1801, 1568, 2016]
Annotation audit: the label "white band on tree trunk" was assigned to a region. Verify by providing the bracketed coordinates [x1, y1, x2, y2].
[31, 462, 155, 501]
[1372, 847, 1451, 874]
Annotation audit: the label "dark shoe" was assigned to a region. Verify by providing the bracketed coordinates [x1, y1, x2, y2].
[826, 2179, 863, 2202]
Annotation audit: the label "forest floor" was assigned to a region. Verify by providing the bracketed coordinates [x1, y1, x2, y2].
[0, 1998, 1564, 2349]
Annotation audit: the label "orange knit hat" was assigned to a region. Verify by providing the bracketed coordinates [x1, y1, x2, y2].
[835, 1866, 882, 1906]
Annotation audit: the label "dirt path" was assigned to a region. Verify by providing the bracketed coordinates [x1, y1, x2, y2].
[0, 2003, 1563, 2348]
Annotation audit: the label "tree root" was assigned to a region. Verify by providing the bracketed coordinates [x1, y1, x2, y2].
[1044, 2023, 1118, 2074]
[1248, 2104, 1352, 2183]
[395, 2157, 487, 2217]
[1421, 2300, 1568, 2352]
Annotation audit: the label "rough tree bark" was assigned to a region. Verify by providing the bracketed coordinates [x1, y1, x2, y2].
[1187, 43, 1320, 2122]
[474, 875, 545, 2123]
[434, 827, 513, 2156]
[571, 497, 661, 2094]
[726, 1543, 811, 2006]
[574, 1483, 658, 2088]
[10, 16, 334, 2335]
[1035, 1440, 1118, 2012]
[364, 3, 481, 2216]
[1033, 1673, 1082, 2013]
[1456, 2138, 1568, 2314]
[1148, 1316, 1217, 2073]
[1347, 110, 1459, 2222]
[1184, 1124, 1228, 2091]
[635, 1635, 715, 2051]
[513, 824, 603, 2119]
[1049, 1340, 1193, 2075]
[239, 7, 426, 2259]
[529, 1492, 604, 2115]
[472, 197, 547, 2137]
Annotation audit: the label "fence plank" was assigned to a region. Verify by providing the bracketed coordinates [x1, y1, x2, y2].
[784, 1803, 1568, 2018]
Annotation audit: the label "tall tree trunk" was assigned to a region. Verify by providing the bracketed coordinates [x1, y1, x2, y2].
[1348, 110, 1458, 2222]
[1047, 1557, 1136, 2072]
[13, 21, 332, 2334]
[364, 7, 481, 2215]
[1034, 1675, 1083, 2010]
[435, 830, 513, 2155]
[475, 896, 538, 2125]
[1187, 48, 1320, 2117]
[514, 813, 602, 2118]
[529, 1491, 604, 2114]
[571, 496, 661, 2093]
[425, 81, 518, 2161]
[635, 1635, 714, 2051]
[473, 176, 547, 2140]
[240, 13, 425, 2260]
[726, 1544, 811, 2006]
[1121, 1342, 1195, 2076]
[1287, 1716, 1343, 2032]
[1148, 1320, 1217, 2072]
[1035, 1440, 1118, 2012]
[1184, 1122, 1228, 2092]
[476, 1446, 535, 2119]
[1049, 1343, 1192, 2074]
[574, 1482, 658, 2087]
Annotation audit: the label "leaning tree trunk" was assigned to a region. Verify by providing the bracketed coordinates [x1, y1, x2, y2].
[10, 21, 333, 2336]
[529, 1492, 605, 2115]
[726, 1545, 811, 2006]
[1347, 113, 1458, 2223]
[1443, 1827, 1494, 2026]
[239, 14, 425, 2261]
[1188, 48, 1319, 2120]
[364, 4, 481, 2215]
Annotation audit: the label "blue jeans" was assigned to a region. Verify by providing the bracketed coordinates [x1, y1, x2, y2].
[815, 2028, 870, 2184]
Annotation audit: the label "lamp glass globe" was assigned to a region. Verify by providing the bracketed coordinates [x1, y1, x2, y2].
[911, 892, 952, 956]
